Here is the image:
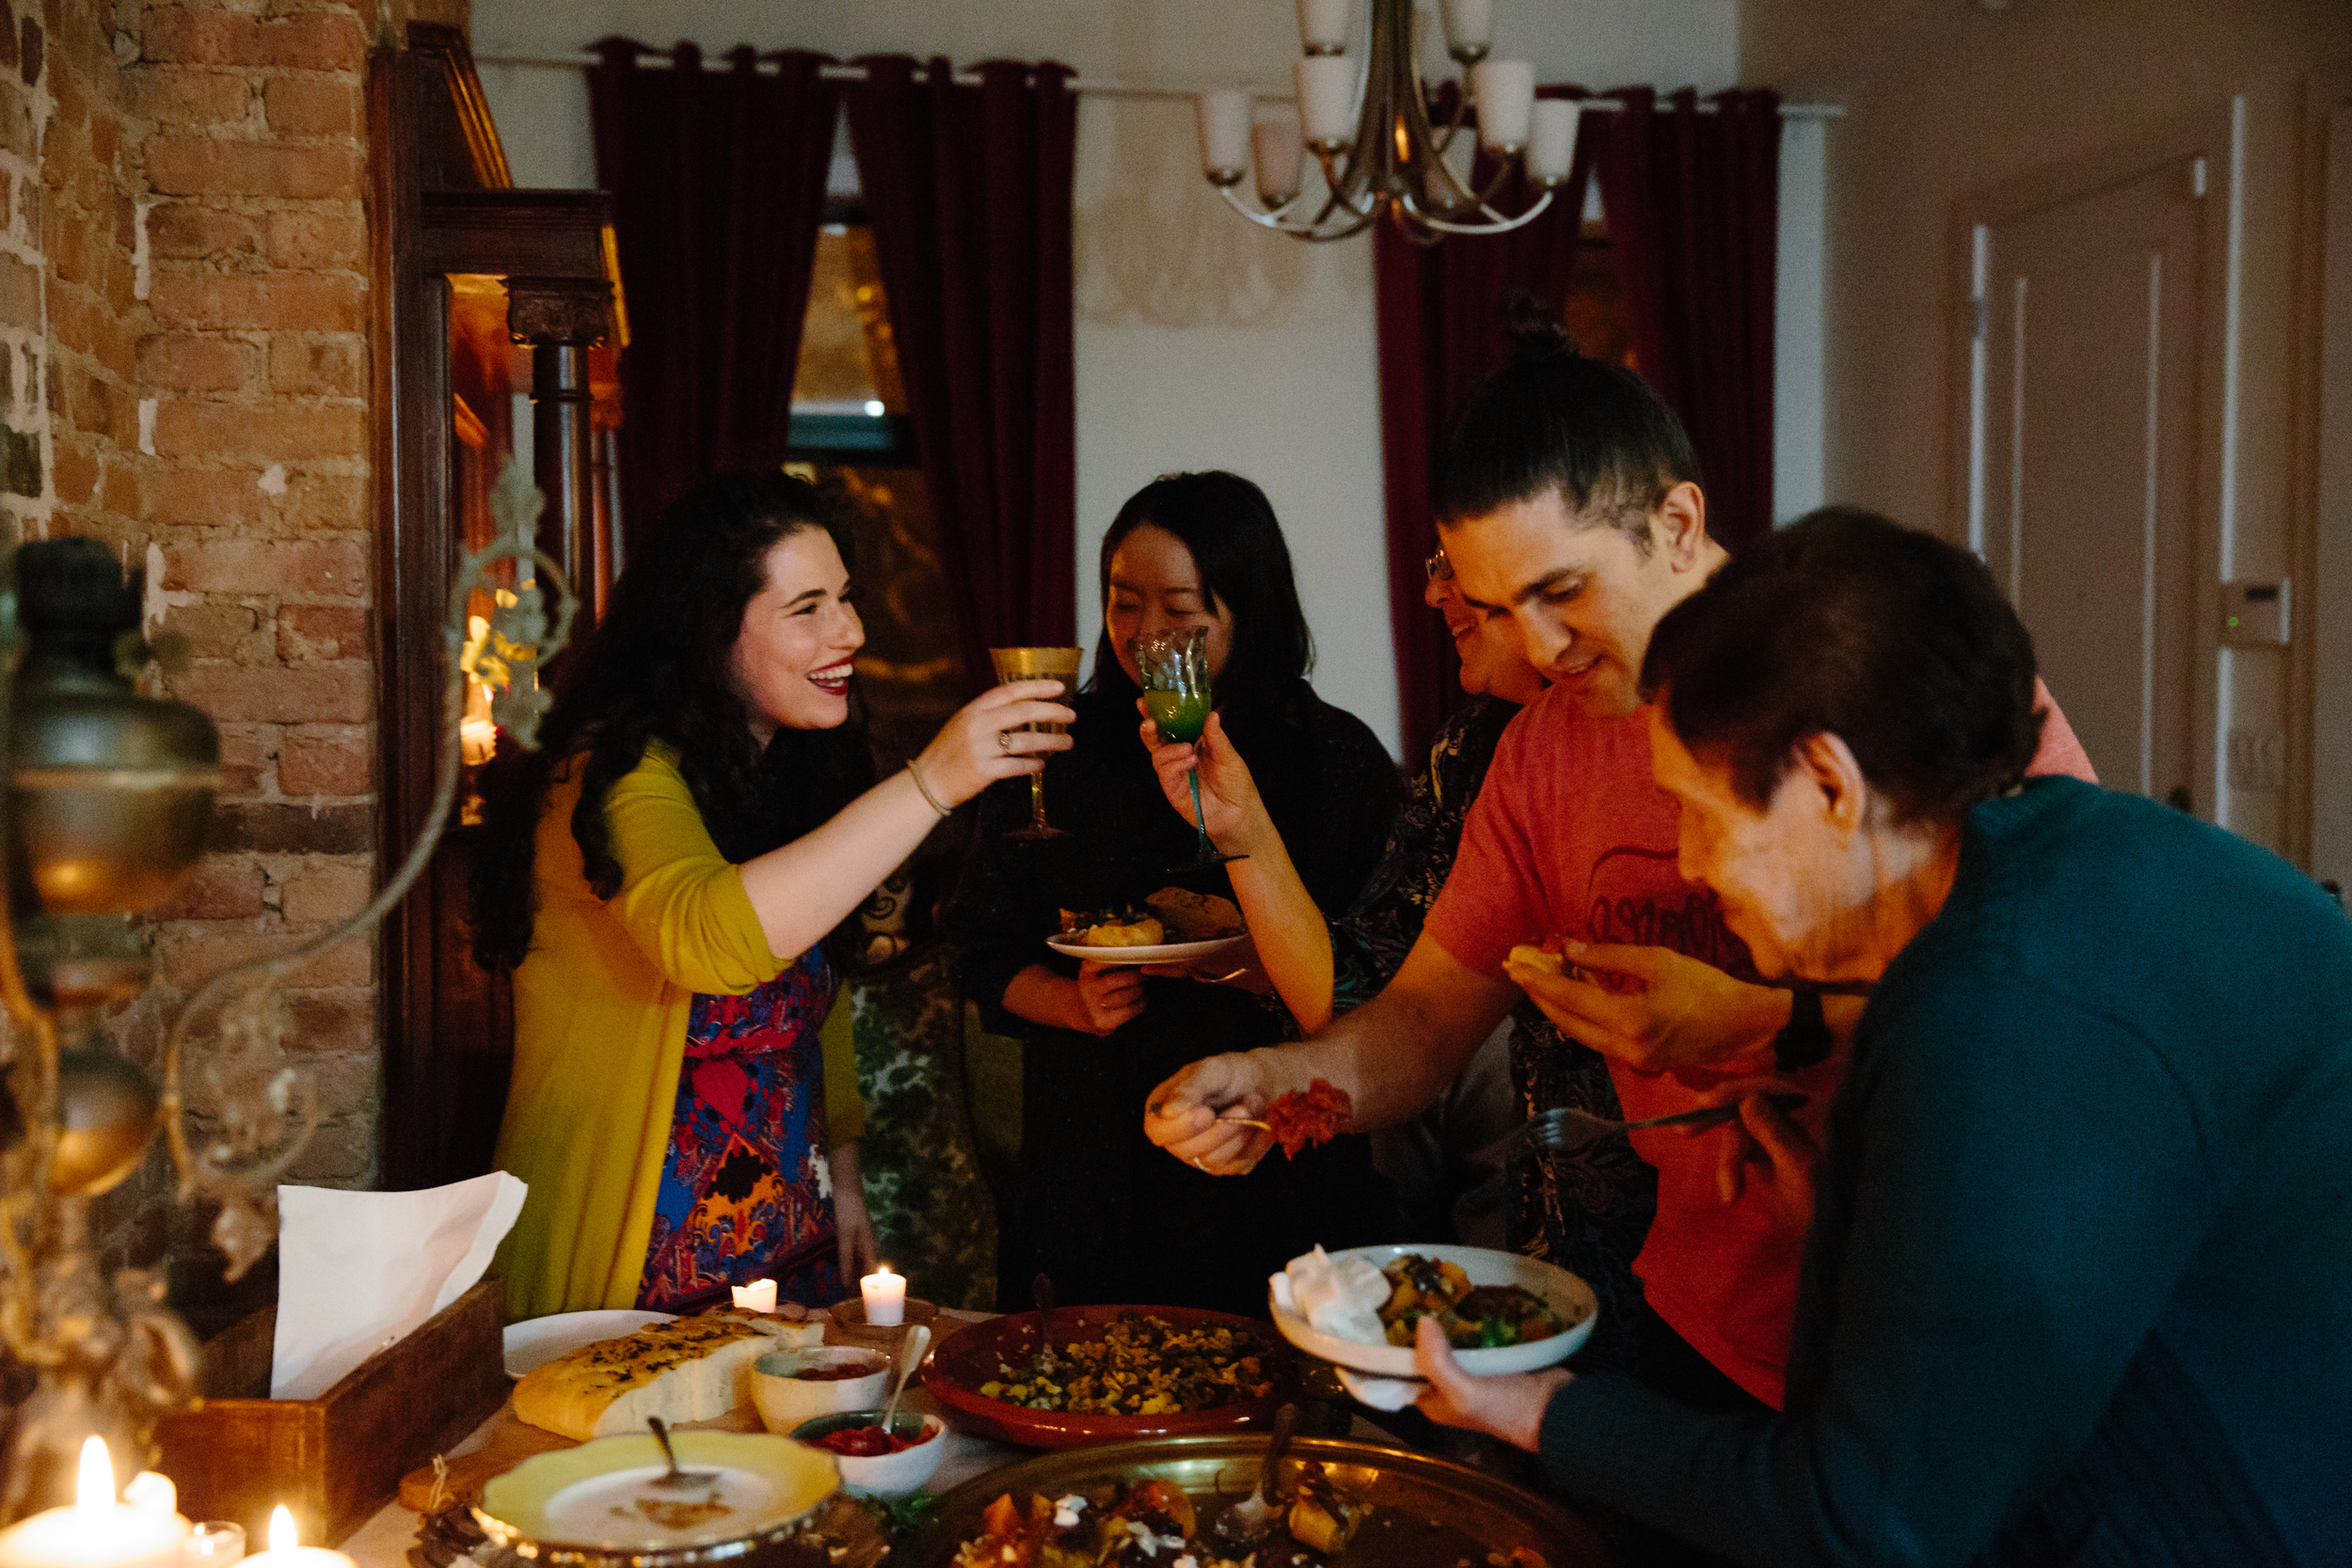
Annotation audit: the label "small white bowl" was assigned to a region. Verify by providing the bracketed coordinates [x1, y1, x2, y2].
[788, 1411, 947, 1497]
[749, 1347, 891, 1434]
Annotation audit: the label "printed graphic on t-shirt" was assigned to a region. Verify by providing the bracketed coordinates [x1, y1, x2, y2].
[1583, 845, 1753, 980]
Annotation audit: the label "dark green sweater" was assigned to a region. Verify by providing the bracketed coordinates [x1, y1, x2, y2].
[1538, 778, 2352, 1565]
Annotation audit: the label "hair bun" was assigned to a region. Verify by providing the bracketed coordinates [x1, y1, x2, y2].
[1498, 289, 1578, 362]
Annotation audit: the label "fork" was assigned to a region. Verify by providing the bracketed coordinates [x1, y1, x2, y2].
[1505, 1092, 1808, 1159]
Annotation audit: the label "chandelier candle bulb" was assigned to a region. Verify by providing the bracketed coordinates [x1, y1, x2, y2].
[237, 1510, 352, 1568]
[1253, 114, 1305, 204]
[1438, 0, 1493, 56]
[0, 1439, 189, 1568]
[1471, 59, 1535, 150]
[1196, 90, 1253, 180]
[1529, 98, 1580, 183]
[1295, 0, 1351, 53]
[730, 1277, 778, 1314]
[1296, 55, 1359, 149]
[861, 1265, 906, 1327]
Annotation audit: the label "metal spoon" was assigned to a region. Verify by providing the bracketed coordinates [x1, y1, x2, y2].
[1213, 1402, 1301, 1544]
[644, 1417, 718, 1489]
[878, 1323, 931, 1438]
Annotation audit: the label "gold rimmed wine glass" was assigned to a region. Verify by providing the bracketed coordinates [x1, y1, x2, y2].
[988, 645, 1084, 839]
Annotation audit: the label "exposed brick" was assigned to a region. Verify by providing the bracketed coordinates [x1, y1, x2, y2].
[277, 602, 366, 661]
[162, 536, 366, 596]
[288, 990, 375, 1053]
[266, 334, 360, 396]
[148, 202, 258, 261]
[142, 332, 259, 392]
[142, 9, 364, 71]
[258, 11, 367, 71]
[278, 470, 367, 530]
[262, 207, 362, 271]
[278, 723, 371, 795]
[146, 136, 363, 200]
[53, 441, 97, 503]
[149, 856, 268, 920]
[149, 271, 361, 332]
[283, 860, 371, 923]
[262, 76, 356, 137]
[130, 65, 251, 127]
[284, 1114, 373, 1185]
[161, 599, 271, 661]
[151, 398, 367, 461]
[151, 465, 264, 527]
[170, 662, 371, 723]
[0, 254, 40, 329]
[216, 726, 271, 797]
[207, 800, 374, 854]
[160, 926, 372, 988]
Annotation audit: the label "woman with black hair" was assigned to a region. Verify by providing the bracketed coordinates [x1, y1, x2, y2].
[946, 470, 1401, 1314]
[474, 470, 1071, 1321]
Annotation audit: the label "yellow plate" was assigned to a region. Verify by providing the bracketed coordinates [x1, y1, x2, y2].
[478, 1431, 837, 1557]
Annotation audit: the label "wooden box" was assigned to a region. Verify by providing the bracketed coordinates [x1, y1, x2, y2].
[155, 1277, 509, 1544]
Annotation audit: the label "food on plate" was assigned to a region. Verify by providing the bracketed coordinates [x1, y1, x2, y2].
[955, 1473, 1359, 1568]
[975, 1312, 1274, 1416]
[622, 1495, 735, 1531]
[1375, 1253, 1569, 1349]
[1263, 1080, 1352, 1157]
[1061, 908, 1167, 947]
[810, 1421, 935, 1457]
[1143, 888, 1245, 942]
[512, 1309, 798, 1439]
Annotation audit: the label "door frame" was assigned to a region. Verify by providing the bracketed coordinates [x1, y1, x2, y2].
[2310, 93, 2352, 891]
[1947, 104, 2236, 820]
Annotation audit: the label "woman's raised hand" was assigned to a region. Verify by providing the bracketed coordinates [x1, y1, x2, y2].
[915, 678, 1074, 808]
[1137, 707, 1270, 853]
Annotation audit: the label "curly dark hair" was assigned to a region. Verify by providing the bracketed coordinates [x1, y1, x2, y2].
[1640, 505, 2044, 826]
[468, 470, 873, 972]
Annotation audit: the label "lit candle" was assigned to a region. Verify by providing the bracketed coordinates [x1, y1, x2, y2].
[0, 1439, 188, 1568]
[1528, 98, 1581, 184]
[1471, 58, 1535, 150]
[1295, 0, 1351, 54]
[1295, 55, 1358, 150]
[1438, 0, 1492, 56]
[1194, 90, 1253, 181]
[1252, 113, 1305, 205]
[860, 1264, 906, 1327]
[729, 1277, 778, 1314]
[237, 1509, 352, 1568]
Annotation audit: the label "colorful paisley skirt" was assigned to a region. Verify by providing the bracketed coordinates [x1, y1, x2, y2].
[636, 952, 842, 1312]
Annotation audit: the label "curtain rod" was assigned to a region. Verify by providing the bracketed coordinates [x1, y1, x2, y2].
[472, 50, 1846, 118]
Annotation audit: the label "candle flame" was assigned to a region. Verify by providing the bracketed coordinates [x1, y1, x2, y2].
[877, 1263, 894, 1277]
[269, 1506, 298, 1554]
[74, 1436, 114, 1516]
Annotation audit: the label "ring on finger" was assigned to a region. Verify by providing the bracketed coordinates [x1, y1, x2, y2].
[998, 729, 1014, 753]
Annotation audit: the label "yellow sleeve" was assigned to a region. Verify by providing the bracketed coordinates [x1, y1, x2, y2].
[819, 987, 866, 1148]
[604, 745, 791, 995]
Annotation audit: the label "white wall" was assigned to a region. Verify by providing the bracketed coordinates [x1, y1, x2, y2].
[471, 0, 1741, 758]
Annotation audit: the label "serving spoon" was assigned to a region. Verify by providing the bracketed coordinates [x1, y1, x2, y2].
[878, 1322, 932, 1435]
[644, 1417, 718, 1490]
[1213, 1402, 1301, 1544]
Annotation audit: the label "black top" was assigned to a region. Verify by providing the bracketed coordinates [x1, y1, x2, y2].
[946, 678, 1402, 1314]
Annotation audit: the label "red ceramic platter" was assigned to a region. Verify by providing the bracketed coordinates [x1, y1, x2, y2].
[921, 1304, 1295, 1449]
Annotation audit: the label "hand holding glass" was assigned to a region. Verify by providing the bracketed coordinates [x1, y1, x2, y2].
[1133, 626, 1245, 871]
[988, 646, 1085, 838]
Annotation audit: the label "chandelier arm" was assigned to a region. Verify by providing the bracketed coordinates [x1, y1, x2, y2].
[1216, 184, 1312, 229]
[1398, 182, 1556, 236]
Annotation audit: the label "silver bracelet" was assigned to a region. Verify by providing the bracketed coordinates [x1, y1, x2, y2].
[905, 759, 952, 818]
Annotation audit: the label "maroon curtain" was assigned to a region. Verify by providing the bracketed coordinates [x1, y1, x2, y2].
[1594, 87, 1782, 557]
[588, 41, 840, 562]
[1373, 87, 1603, 763]
[843, 56, 1077, 689]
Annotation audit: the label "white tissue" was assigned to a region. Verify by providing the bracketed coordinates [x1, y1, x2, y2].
[270, 1171, 527, 1399]
[1276, 1245, 1391, 1345]
[1337, 1367, 1425, 1411]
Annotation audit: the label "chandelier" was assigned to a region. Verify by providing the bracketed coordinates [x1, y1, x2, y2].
[1194, 0, 1578, 243]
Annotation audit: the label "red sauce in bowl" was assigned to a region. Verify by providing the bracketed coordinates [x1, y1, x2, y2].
[812, 1423, 931, 1456]
[793, 1363, 880, 1383]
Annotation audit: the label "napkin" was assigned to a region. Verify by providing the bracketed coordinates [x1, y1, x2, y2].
[1270, 1245, 1389, 1344]
[270, 1172, 528, 1399]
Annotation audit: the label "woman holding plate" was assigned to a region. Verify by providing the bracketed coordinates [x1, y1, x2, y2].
[946, 470, 1400, 1315]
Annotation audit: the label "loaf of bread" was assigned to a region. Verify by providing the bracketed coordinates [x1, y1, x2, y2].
[512, 1310, 797, 1440]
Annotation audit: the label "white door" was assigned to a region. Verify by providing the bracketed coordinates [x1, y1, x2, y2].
[1969, 158, 2206, 806]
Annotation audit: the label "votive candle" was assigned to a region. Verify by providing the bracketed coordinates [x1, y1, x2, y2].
[860, 1264, 906, 1327]
[730, 1277, 777, 1314]
[237, 1510, 352, 1568]
[0, 1440, 188, 1568]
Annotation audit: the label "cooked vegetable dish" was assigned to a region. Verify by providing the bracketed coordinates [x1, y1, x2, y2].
[977, 1313, 1275, 1417]
[954, 1471, 1381, 1568]
[1377, 1253, 1571, 1349]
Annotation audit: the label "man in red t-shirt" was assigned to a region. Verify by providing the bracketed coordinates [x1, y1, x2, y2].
[1146, 312, 2093, 1413]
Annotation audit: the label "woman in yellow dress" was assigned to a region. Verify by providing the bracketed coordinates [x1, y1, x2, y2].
[472, 471, 1071, 1320]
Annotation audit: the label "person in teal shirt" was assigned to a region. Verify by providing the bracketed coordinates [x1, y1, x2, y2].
[1411, 508, 2352, 1565]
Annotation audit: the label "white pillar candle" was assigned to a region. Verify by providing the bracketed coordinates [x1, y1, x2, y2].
[1195, 90, 1253, 180]
[237, 1510, 351, 1568]
[730, 1277, 777, 1313]
[1471, 58, 1535, 150]
[1295, 0, 1350, 54]
[0, 1440, 188, 1568]
[1295, 55, 1358, 150]
[860, 1264, 906, 1327]
[1438, 0, 1493, 56]
[1252, 114, 1305, 204]
[1528, 98, 1581, 184]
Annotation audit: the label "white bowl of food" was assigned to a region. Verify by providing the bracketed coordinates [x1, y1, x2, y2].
[749, 1347, 891, 1434]
[1268, 1243, 1597, 1378]
[788, 1410, 947, 1496]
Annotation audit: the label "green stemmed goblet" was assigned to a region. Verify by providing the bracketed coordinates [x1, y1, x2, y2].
[1133, 626, 1246, 872]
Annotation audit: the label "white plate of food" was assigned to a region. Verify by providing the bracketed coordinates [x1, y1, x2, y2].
[1268, 1243, 1597, 1379]
[1043, 932, 1248, 967]
[1048, 888, 1248, 967]
[502, 1309, 675, 1379]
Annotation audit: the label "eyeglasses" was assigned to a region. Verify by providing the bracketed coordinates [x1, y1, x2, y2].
[1424, 548, 1454, 582]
